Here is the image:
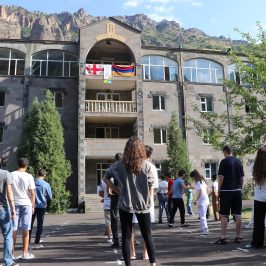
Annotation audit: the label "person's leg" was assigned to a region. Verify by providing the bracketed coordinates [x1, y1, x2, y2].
[219, 192, 230, 240]
[111, 207, 119, 247]
[199, 205, 208, 233]
[29, 209, 36, 243]
[119, 209, 133, 266]
[0, 210, 14, 266]
[12, 205, 20, 255]
[163, 195, 170, 222]
[35, 208, 46, 245]
[130, 224, 136, 258]
[251, 200, 265, 248]
[21, 205, 33, 256]
[136, 213, 156, 265]
[158, 194, 163, 223]
[178, 199, 186, 225]
[220, 216, 228, 239]
[169, 199, 178, 224]
[231, 191, 242, 239]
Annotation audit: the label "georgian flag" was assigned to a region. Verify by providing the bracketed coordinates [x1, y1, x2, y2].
[85, 64, 104, 75]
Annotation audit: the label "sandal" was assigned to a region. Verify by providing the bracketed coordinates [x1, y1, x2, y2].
[214, 238, 228, 245]
[234, 237, 243, 243]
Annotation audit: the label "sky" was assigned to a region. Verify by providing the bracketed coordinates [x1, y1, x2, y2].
[2, 0, 266, 39]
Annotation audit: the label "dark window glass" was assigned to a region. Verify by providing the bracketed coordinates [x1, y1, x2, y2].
[70, 62, 78, 77]
[154, 129, 161, 144]
[0, 126, 3, 143]
[0, 61, 9, 75]
[165, 67, 170, 81]
[0, 92, 5, 106]
[65, 53, 77, 61]
[111, 128, 119, 138]
[9, 60, 16, 75]
[0, 48, 9, 59]
[31, 61, 41, 76]
[96, 128, 105, 138]
[41, 61, 47, 76]
[48, 51, 63, 61]
[48, 61, 63, 76]
[206, 98, 213, 112]
[153, 96, 160, 110]
[11, 50, 25, 59]
[144, 66, 149, 80]
[54, 92, 63, 108]
[162, 129, 167, 143]
[32, 51, 47, 60]
[161, 96, 165, 110]
[16, 60, 25, 75]
[64, 62, 70, 77]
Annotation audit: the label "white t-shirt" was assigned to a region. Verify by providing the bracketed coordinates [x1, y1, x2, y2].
[195, 181, 209, 206]
[254, 181, 266, 202]
[99, 179, 111, 210]
[11, 171, 35, 206]
[212, 181, 218, 193]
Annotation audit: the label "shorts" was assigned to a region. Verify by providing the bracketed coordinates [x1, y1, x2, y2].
[13, 205, 32, 231]
[219, 190, 242, 216]
[104, 210, 111, 226]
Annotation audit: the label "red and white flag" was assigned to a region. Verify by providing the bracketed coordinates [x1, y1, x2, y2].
[85, 64, 104, 75]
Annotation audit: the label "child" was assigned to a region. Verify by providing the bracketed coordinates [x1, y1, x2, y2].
[190, 170, 210, 235]
[185, 181, 194, 216]
[210, 174, 220, 221]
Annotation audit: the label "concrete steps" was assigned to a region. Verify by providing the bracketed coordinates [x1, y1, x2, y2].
[85, 194, 104, 213]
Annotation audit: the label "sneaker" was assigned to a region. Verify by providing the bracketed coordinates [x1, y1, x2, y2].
[202, 231, 209, 235]
[21, 253, 35, 260]
[244, 223, 253, 229]
[180, 223, 190, 227]
[168, 223, 174, 228]
[32, 244, 44, 249]
[106, 238, 113, 244]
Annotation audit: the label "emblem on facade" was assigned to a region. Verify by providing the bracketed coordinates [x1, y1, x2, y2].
[96, 22, 126, 42]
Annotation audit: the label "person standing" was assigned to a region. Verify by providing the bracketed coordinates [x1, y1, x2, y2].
[107, 153, 123, 248]
[0, 168, 18, 266]
[185, 180, 194, 216]
[157, 175, 169, 223]
[99, 178, 112, 244]
[30, 169, 52, 249]
[246, 147, 266, 249]
[104, 137, 156, 266]
[169, 170, 190, 227]
[12, 158, 35, 260]
[215, 146, 244, 244]
[210, 174, 220, 221]
[166, 173, 174, 216]
[190, 170, 210, 235]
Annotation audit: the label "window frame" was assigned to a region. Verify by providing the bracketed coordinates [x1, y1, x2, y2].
[200, 97, 213, 112]
[0, 91, 5, 107]
[154, 128, 167, 144]
[31, 50, 78, 78]
[95, 127, 120, 139]
[0, 125, 4, 144]
[142, 56, 178, 82]
[52, 91, 64, 109]
[184, 58, 223, 84]
[204, 162, 217, 179]
[152, 95, 166, 111]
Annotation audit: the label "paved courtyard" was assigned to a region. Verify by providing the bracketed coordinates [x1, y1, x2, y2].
[1, 210, 266, 266]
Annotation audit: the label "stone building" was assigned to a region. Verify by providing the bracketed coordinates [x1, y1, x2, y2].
[0, 18, 249, 210]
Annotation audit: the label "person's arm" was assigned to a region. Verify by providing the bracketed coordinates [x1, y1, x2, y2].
[103, 177, 121, 195]
[218, 176, 224, 193]
[7, 184, 16, 221]
[29, 189, 35, 214]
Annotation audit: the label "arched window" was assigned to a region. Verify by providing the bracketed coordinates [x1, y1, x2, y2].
[0, 48, 25, 76]
[184, 58, 224, 84]
[228, 63, 253, 85]
[141, 56, 178, 82]
[31, 50, 78, 77]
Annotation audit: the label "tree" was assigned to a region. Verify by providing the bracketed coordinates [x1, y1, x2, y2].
[188, 24, 266, 158]
[17, 90, 71, 213]
[167, 112, 191, 176]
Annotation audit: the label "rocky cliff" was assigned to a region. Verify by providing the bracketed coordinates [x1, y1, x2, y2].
[0, 5, 244, 50]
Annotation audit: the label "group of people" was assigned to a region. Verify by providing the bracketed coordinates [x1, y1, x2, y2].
[99, 138, 266, 266]
[0, 158, 52, 266]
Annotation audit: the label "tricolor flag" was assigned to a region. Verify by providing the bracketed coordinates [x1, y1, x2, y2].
[112, 65, 135, 77]
[85, 64, 104, 75]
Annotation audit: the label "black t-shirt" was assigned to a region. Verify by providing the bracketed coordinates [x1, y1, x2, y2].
[218, 156, 244, 190]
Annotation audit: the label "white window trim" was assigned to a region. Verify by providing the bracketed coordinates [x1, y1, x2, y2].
[154, 128, 167, 145]
[200, 97, 213, 112]
[152, 95, 166, 111]
[204, 162, 217, 179]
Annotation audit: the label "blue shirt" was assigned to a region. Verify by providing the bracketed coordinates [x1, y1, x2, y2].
[172, 177, 184, 199]
[35, 178, 52, 208]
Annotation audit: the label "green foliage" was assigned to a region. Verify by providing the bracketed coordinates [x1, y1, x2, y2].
[242, 180, 254, 200]
[17, 90, 71, 213]
[21, 27, 31, 38]
[188, 23, 266, 158]
[167, 113, 191, 176]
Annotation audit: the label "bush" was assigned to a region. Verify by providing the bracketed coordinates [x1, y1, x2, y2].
[242, 180, 254, 200]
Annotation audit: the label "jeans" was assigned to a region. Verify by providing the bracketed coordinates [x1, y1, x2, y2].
[170, 198, 185, 225]
[252, 200, 266, 248]
[0, 209, 14, 266]
[167, 198, 173, 217]
[157, 193, 169, 223]
[30, 208, 46, 244]
[198, 204, 209, 233]
[187, 200, 194, 215]
[119, 209, 156, 266]
[110, 195, 119, 246]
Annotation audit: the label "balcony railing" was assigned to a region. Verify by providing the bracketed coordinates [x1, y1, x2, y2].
[85, 100, 137, 113]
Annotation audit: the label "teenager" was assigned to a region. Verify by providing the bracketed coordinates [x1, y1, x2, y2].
[215, 146, 244, 245]
[104, 137, 156, 266]
[210, 174, 220, 221]
[246, 147, 266, 249]
[185, 180, 194, 216]
[190, 170, 210, 235]
[157, 175, 170, 223]
[0, 168, 18, 266]
[169, 170, 191, 227]
[12, 158, 35, 259]
[30, 169, 52, 249]
[166, 173, 173, 217]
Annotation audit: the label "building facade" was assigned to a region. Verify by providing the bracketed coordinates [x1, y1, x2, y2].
[0, 18, 250, 210]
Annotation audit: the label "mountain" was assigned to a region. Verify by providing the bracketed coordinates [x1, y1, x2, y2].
[0, 5, 245, 50]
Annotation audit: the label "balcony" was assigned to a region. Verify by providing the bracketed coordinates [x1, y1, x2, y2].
[85, 138, 128, 158]
[85, 100, 136, 113]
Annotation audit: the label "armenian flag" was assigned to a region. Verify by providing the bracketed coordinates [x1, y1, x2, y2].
[112, 65, 135, 77]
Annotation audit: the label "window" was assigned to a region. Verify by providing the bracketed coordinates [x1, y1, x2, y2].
[31, 50, 78, 77]
[184, 59, 223, 84]
[155, 163, 162, 176]
[200, 97, 213, 112]
[204, 162, 217, 179]
[0, 91, 5, 107]
[96, 163, 112, 186]
[228, 63, 253, 85]
[154, 128, 167, 144]
[0, 124, 4, 143]
[141, 56, 178, 82]
[95, 127, 119, 138]
[96, 93, 120, 101]
[53, 92, 63, 108]
[153, 95, 165, 110]
[202, 129, 213, 144]
[0, 48, 25, 76]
